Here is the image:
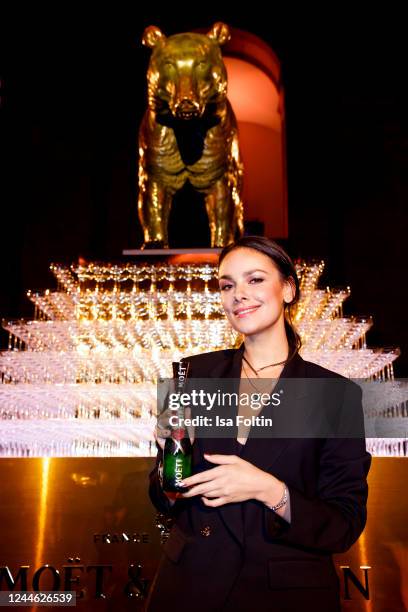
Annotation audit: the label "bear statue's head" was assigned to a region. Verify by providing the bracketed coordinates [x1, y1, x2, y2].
[142, 22, 231, 120]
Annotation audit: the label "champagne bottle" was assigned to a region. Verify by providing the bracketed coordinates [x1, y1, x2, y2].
[162, 361, 192, 493]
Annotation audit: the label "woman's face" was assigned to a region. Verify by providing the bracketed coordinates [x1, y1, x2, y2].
[218, 248, 294, 337]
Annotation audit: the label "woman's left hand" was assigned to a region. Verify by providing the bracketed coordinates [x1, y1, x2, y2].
[179, 453, 282, 507]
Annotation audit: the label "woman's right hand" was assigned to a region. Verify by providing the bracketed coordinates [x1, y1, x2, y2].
[154, 428, 169, 451]
[155, 403, 173, 450]
[156, 404, 195, 450]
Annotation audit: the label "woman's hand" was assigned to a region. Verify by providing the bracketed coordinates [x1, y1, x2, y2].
[155, 404, 194, 451]
[179, 453, 284, 507]
[153, 429, 167, 451]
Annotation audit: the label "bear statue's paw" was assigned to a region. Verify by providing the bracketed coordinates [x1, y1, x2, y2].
[141, 240, 167, 250]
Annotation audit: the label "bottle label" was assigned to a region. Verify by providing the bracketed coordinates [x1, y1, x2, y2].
[174, 457, 184, 487]
[162, 361, 192, 492]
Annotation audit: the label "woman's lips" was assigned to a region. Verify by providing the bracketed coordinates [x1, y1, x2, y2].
[234, 305, 260, 318]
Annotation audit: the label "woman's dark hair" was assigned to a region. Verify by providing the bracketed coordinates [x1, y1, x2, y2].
[218, 236, 302, 359]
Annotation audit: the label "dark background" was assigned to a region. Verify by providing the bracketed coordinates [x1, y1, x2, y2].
[1, 7, 407, 375]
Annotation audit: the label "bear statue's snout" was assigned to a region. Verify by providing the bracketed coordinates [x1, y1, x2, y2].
[174, 98, 201, 120]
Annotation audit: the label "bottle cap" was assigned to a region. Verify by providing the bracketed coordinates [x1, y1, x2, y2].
[172, 428, 186, 441]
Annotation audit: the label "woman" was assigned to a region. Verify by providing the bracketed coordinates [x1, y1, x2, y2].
[146, 236, 371, 612]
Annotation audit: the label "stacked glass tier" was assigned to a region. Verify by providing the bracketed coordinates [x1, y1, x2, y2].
[0, 260, 404, 457]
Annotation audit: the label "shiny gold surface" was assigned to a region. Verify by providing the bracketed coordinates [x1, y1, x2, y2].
[138, 23, 244, 248]
[0, 458, 406, 611]
[33, 459, 50, 578]
[334, 458, 408, 611]
[0, 458, 161, 610]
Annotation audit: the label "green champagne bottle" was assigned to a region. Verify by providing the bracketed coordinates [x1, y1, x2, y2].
[162, 361, 193, 493]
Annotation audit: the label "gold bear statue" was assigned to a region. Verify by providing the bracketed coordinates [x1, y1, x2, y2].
[138, 22, 244, 248]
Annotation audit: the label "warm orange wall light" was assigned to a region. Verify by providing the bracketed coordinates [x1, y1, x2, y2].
[223, 29, 288, 238]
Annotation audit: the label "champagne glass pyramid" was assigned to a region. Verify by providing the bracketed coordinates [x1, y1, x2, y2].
[0, 259, 403, 457]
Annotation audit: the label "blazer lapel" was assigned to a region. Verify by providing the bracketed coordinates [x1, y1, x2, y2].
[240, 350, 308, 469]
[203, 343, 244, 455]
[198, 345, 244, 547]
[199, 345, 309, 549]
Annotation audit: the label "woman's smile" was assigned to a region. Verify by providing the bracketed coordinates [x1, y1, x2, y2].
[233, 305, 261, 318]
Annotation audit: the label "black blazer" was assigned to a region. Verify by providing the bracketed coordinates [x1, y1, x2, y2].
[146, 345, 371, 612]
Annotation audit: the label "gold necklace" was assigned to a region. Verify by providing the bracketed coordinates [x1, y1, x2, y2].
[242, 353, 289, 376]
[241, 361, 274, 395]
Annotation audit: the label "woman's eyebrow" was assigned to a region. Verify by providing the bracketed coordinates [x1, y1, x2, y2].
[219, 269, 268, 280]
